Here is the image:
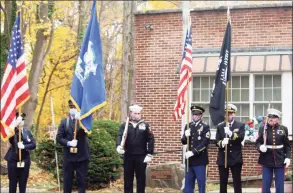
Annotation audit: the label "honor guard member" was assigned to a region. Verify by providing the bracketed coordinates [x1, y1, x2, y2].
[215, 104, 245, 193]
[116, 105, 155, 193]
[181, 105, 210, 193]
[57, 100, 90, 193]
[256, 108, 291, 193]
[5, 112, 36, 193]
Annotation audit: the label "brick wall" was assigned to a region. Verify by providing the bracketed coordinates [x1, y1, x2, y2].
[134, 5, 292, 180]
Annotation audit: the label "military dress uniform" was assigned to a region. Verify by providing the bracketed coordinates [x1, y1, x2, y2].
[116, 117, 154, 193]
[181, 106, 210, 193]
[256, 108, 291, 193]
[215, 104, 245, 193]
[5, 113, 36, 193]
[57, 112, 90, 193]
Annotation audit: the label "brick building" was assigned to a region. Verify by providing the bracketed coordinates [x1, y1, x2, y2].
[134, 3, 292, 181]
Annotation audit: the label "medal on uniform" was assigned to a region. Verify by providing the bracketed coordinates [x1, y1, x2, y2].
[139, 123, 146, 130]
[198, 130, 201, 140]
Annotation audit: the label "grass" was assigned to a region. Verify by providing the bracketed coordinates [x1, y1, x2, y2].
[1, 161, 230, 192]
[1, 161, 58, 189]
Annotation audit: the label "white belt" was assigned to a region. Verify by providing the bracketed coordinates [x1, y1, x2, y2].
[266, 145, 283, 149]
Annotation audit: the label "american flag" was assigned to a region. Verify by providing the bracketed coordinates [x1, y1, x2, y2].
[173, 17, 192, 121]
[1, 14, 30, 141]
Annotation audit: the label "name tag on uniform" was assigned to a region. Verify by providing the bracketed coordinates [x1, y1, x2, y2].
[139, 123, 146, 130]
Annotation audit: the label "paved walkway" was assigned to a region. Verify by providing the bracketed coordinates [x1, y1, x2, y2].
[2, 187, 291, 193]
[208, 188, 276, 193]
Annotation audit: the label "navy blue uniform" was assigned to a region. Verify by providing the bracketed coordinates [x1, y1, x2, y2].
[181, 120, 210, 193]
[215, 120, 245, 193]
[5, 128, 36, 193]
[256, 124, 291, 193]
[57, 117, 90, 193]
[116, 120, 154, 193]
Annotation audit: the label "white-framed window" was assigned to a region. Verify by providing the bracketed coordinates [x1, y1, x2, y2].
[253, 75, 282, 129]
[191, 74, 283, 130]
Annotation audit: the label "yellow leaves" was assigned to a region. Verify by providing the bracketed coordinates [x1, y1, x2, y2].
[141, 1, 179, 11]
[34, 25, 77, 137]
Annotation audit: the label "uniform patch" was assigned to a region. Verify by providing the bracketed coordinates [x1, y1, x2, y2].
[277, 129, 284, 135]
[206, 131, 210, 138]
[139, 123, 146, 130]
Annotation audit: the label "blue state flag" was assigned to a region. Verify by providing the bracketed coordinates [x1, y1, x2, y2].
[70, 0, 106, 131]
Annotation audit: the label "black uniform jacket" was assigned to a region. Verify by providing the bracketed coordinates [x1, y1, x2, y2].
[256, 124, 291, 167]
[116, 120, 154, 155]
[5, 128, 36, 162]
[215, 120, 245, 166]
[181, 120, 210, 166]
[57, 117, 90, 162]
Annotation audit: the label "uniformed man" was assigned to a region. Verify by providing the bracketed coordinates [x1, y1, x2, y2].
[256, 108, 291, 193]
[116, 105, 155, 193]
[5, 112, 36, 193]
[215, 104, 245, 193]
[181, 105, 210, 193]
[56, 100, 90, 193]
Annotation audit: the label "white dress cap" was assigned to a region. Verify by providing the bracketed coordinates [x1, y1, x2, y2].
[129, 105, 143, 112]
[267, 108, 282, 117]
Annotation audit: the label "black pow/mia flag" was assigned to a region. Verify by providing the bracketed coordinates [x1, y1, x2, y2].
[209, 21, 231, 126]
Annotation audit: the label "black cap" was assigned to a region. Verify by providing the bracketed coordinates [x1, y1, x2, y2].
[190, 105, 205, 115]
[16, 112, 26, 120]
[68, 100, 75, 108]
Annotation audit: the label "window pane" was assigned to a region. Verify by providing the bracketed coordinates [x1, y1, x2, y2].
[232, 89, 240, 101]
[201, 77, 209, 88]
[241, 105, 249, 116]
[273, 88, 281, 101]
[232, 76, 240, 88]
[201, 89, 209, 102]
[241, 88, 249, 101]
[273, 75, 281, 87]
[271, 103, 282, 111]
[264, 88, 272, 101]
[193, 77, 200, 88]
[240, 117, 249, 123]
[255, 88, 263, 101]
[193, 89, 200, 101]
[254, 104, 264, 116]
[264, 75, 272, 87]
[241, 76, 249, 88]
[201, 104, 209, 114]
[255, 75, 263, 88]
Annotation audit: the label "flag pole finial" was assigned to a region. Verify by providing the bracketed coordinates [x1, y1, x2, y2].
[227, 6, 231, 24]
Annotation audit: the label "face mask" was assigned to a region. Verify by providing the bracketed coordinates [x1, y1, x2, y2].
[268, 118, 279, 126]
[69, 108, 76, 116]
[192, 115, 201, 122]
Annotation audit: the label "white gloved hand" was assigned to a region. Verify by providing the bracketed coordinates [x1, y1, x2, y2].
[116, 145, 125, 154]
[284, 158, 290, 168]
[18, 142, 25, 149]
[222, 138, 229, 148]
[143, 154, 152, 163]
[185, 151, 194, 159]
[259, 144, 267, 153]
[68, 139, 78, 147]
[75, 111, 80, 120]
[185, 129, 191, 137]
[224, 127, 232, 137]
